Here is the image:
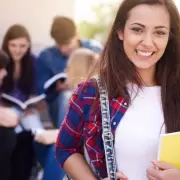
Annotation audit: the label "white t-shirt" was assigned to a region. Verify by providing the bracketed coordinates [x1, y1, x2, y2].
[115, 84, 165, 180]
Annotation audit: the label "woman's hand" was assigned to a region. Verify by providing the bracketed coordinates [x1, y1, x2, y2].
[147, 161, 180, 180]
[103, 172, 128, 180]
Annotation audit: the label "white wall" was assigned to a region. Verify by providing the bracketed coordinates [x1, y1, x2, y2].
[0, 0, 75, 54]
[175, 0, 180, 12]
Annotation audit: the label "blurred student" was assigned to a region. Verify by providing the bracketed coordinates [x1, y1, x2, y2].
[0, 50, 18, 180]
[37, 16, 103, 128]
[1, 24, 43, 180]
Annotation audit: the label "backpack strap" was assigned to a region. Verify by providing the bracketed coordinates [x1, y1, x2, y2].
[63, 77, 117, 180]
[95, 77, 117, 180]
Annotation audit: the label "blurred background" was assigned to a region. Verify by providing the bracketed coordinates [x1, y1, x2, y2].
[0, 0, 118, 55]
[0, 0, 179, 55]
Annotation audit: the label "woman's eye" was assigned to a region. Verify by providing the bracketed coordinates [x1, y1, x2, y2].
[131, 27, 143, 33]
[156, 31, 166, 36]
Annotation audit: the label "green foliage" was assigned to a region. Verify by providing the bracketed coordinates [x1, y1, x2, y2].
[78, 3, 118, 43]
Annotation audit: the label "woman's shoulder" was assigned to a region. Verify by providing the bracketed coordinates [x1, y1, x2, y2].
[74, 78, 98, 99]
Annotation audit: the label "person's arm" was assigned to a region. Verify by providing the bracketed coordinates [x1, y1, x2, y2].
[63, 153, 97, 180]
[64, 156, 128, 180]
[55, 83, 97, 180]
[0, 107, 18, 127]
[147, 161, 180, 180]
[36, 52, 52, 95]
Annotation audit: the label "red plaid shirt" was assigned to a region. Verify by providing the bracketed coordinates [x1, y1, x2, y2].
[55, 80, 129, 178]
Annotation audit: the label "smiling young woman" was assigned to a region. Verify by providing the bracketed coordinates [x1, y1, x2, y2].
[56, 0, 180, 180]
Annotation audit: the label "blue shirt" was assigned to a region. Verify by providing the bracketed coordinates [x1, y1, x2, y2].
[36, 39, 103, 95]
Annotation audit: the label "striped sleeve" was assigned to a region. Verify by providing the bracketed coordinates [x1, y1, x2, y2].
[55, 82, 85, 167]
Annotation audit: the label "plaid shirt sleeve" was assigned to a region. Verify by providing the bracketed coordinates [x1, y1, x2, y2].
[55, 82, 85, 167]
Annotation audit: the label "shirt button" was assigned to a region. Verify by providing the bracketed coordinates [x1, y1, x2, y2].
[113, 122, 116, 126]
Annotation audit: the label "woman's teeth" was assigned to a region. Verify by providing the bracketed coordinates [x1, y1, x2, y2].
[137, 50, 153, 57]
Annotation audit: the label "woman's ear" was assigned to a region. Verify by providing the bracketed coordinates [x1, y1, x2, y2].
[117, 30, 124, 41]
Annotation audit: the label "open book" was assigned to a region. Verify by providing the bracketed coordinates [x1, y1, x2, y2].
[157, 132, 180, 169]
[1, 93, 46, 110]
[44, 72, 67, 90]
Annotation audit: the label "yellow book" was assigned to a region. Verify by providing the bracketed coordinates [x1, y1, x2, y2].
[158, 132, 180, 169]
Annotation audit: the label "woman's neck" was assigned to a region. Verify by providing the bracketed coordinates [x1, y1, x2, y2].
[137, 66, 157, 87]
[13, 62, 21, 80]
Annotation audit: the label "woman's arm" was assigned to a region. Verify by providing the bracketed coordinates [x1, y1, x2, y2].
[63, 153, 97, 180]
[55, 83, 97, 179]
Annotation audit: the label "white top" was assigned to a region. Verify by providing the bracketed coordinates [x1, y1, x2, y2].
[115, 84, 165, 180]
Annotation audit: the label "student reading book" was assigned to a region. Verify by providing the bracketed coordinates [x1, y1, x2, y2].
[1, 24, 65, 180]
[158, 132, 180, 169]
[1, 24, 44, 180]
[37, 16, 103, 128]
[1, 72, 67, 110]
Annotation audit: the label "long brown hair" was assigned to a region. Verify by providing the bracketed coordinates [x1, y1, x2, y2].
[1, 24, 35, 96]
[99, 0, 180, 133]
[0, 50, 10, 69]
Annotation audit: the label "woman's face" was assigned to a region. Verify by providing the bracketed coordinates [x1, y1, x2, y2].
[8, 37, 30, 62]
[118, 4, 170, 73]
